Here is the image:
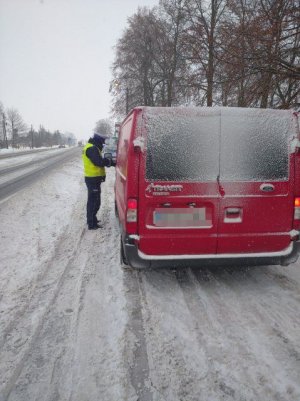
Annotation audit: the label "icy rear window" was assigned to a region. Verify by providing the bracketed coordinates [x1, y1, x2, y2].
[220, 109, 294, 181]
[145, 109, 219, 181]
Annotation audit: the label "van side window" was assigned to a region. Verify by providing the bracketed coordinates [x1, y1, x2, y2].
[118, 117, 132, 178]
[145, 112, 220, 181]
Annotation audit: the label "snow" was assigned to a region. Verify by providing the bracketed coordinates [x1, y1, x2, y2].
[0, 148, 76, 190]
[143, 107, 297, 182]
[132, 136, 145, 151]
[0, 147, 38, 155]
[220, 108, 294, 181]
[0, 146, 63, 154]
[0, 148, 70, 167]
[0, 152, 300, 400]
[0, 156, 129, 400]
[144, 109, 219, 181]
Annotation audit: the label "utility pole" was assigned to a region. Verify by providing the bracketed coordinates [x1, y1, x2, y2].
[2, 113, 8, 149]
[30, 125, 34, 149]
[11, 121, 15, 149]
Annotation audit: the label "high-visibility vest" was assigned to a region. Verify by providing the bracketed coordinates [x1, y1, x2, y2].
[82, 143, 106, 177]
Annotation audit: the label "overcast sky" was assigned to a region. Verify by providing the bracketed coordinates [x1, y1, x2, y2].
[0, 0, 158, 140]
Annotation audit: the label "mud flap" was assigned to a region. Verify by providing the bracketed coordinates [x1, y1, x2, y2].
[280, 241, 300, 266]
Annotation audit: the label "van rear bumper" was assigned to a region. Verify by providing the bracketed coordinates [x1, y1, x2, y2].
[123, 235, 300, 269]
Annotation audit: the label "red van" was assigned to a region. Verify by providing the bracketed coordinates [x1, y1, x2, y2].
[115, 107, 300, 269]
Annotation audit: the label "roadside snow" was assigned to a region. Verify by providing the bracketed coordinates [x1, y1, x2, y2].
[0, 156, 130, 400]
[0, 148, 71, 170]
[0, 157, 82, 287]
[0, 146, 61, 155]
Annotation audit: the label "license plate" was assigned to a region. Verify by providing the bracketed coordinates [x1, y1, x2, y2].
[153, 208, 212, 228]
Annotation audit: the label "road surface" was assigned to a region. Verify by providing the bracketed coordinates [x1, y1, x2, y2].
[0, 147, 80, 202]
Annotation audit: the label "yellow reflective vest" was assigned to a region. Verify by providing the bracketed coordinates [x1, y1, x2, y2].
[82, 143, 106, 178]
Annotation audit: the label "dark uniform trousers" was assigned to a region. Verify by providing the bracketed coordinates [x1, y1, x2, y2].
[85, 176, 105, 227]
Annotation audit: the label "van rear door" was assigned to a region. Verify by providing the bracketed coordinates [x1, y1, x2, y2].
[137, 108, 220, 257]
[217, 108, 296, 254]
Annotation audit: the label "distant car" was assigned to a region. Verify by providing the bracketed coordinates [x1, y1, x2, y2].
[58, 145, 66, 148]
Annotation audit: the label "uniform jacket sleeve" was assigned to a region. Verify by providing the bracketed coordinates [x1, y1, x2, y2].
[86, 145, 106, 167]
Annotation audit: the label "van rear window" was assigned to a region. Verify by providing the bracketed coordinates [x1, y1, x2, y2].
[145, 110, 220, 181]
[145, 108, 294, 182]
[220, 109, 292, 181]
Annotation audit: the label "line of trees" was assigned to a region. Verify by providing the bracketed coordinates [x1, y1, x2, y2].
[0, 101, 76, 149]
[111, 0, 299, 118]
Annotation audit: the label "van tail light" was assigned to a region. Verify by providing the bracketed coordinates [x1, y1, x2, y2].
[126, 198, 138, 234]
[295, 197, 300, 218]
[294, 197, 300, 229]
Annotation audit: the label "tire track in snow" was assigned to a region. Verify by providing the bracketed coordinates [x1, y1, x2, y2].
[0, 185, 86, 346]
[0, 157, 82, 345]
[66, 170, 132, 401]
[99, 171, 154, 400]
[210, 265, 300, 399]
[212, 265, 300, 368]
[175, 267, 257, 401]
[122, 270, 154, 401]
[7, 229, 94, 401]
[189, 266, 300, 401]
[136, 269, 208, 401]
[104, 172, 154, 401]
[0, 200, 86, 401]
[103, 171, 154, 400]
[7, 199, 121, 401]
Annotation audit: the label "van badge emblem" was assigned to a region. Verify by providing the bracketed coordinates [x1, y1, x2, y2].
[146, 183, 183, 193]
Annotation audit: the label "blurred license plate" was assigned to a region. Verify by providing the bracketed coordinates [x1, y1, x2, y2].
[153, 208, 211, 228]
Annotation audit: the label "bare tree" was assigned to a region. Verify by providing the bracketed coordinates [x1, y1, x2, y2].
[111, 7, 166, 117]
[111, 3, 190, 117]
[156, 0, 188, 106]
[184, 0, 227, 106]
[94, 119, 113, 136]
[6, 108, 27, 148]
[0, 101, 8, 149]
[215, 0, 299, 108]
[217, 0, 261, 107]
[110, 0, 299, 112]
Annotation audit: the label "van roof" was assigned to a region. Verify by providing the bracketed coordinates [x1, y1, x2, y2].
[136, 106, 296, 117]
[125, 106, 297, 129]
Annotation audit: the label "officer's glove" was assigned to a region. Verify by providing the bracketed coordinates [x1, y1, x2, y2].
[103, 157, 112, 167]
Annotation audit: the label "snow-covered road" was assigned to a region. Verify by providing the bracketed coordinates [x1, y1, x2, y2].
[0, 148, 80, 202]
[0, 155, 300, 401]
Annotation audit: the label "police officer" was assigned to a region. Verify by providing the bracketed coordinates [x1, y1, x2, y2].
[82, 133, 113, 230]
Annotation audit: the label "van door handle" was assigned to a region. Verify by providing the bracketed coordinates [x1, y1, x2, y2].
[226, 208, 240, 215]
[224, 208, 242, 223]
[162, 202, 172, 207]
